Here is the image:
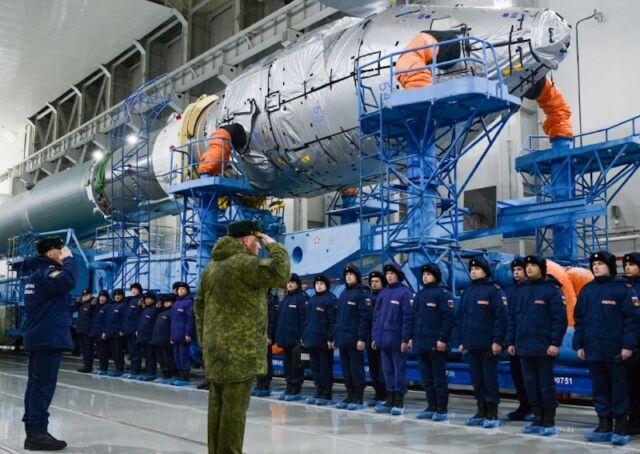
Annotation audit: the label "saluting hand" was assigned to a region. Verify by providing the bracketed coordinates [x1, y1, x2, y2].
[256, 232, 275, 245]
[60, 246, 73, 259]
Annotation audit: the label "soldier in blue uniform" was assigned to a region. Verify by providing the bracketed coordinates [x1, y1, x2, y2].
[136, 292, 159, 381]
[151, 294, 176, 383]
[333, 264, 371, 410]
[122, 283, 143, 378]
[171, 282, 196, 386]
[275, 274, 308, 401]
[413, 263, 456, 421]
[253, 289, 280, 396]
[75, 289, 96, 373]
[94, 290, 111, 375]
[365, 270, 387, 406]
[372, 262, 413, 416]
[573, 251, 640, 446]
[623, 252, 640, 435]
[507, 255, 567, 436]
[458, 256, 508, 428]
[22, 237, 77, 451]
[104, 288, 126, 376]
[503, 257, 533, 421]
[303, 274, 337, 405]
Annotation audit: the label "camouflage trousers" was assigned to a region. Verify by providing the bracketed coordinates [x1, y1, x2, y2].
[208, 379, 253, 454]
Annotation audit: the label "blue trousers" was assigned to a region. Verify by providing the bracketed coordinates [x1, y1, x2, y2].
[140, 342, 157, 376]
[588, 361, 629, 417]
[338, 346, 365, 389]
[173, 341, 190, 371]
[98, 338, 110, 371]
[256, 346, 273, 390]
[466, 349, 500, 404]
[109, 336, 125, 371]
[520, 356, 557, 409]
[126, 332, 141, 373]
[156, 344, 176, 377]
[23, 350, 63, 434]
[309, 346, 334, 389]
[283, 346, 304, 387]
[380, 347, 407, 393]
[78, 333, 95, 369]
[366, 345, 386, 395]
[417, 350, 448, 409]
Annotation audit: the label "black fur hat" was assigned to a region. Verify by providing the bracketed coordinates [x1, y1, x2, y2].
[524, 255, 547, 277]
[590, 251, 617, 276]
[384, 262, 405, 282]
[343, 263, 362, 283]
[511, 257, 525, 270]
[421, 263, 442, 283]
[289, 273, 302, 288]
[227, 220, 262, 238]
[368, 270, 387, 287]
[313, 274, 331, 289]
[623, 252, 640, 268]
[36, 237, 64, 254]
[468, 256, 491, 277]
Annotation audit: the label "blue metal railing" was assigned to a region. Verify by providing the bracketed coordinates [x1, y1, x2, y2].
[356, 36, 507, 116]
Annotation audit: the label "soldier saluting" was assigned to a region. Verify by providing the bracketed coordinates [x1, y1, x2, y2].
[195, 220, 290, 454]
[22, 237, 77, 451]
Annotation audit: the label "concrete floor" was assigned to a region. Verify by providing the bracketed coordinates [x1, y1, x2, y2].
[0, 352, 639, 453]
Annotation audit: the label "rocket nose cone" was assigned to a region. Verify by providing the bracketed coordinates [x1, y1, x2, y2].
[531, 9, 571, 69]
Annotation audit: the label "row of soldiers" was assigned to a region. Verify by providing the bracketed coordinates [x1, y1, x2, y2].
[72, 281, 197, 384]
[263, 251, 640, 447]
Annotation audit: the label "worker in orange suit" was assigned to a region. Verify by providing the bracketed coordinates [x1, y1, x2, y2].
[198, 123, 247, 176]
[524, 77, 573, 140]
[396, 32, 439, 89]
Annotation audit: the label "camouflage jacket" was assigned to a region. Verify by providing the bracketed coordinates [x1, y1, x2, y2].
[195, 236, 290, 383]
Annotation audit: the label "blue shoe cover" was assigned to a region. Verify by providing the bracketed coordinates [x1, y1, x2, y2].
[611, 433, 630, 446]
[284, 393, 302, 402]
[108, 371, 123, 377]
[466, 416, 485, 426]
[432, 412, 449, 421]
[315, 398, 333, 406]
[416, 410, 435, 420]
[390, 406, 405, 416]
[524, 412, 535, 422]
[375, 403, 392, 414]
[483, 418, 500, 429]
[96, 370, 108, 376]
[539, 426, 557, 437]
[585, 431, 612, 442]
[172, 379, 191, 387]
[254, 389, 272, 397]
[306, 396, 318, 404]
[522, 424, 543, 434]
[347, 402, 365, 411]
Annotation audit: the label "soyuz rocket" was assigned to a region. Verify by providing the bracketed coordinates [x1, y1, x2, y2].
[0, 2, 571, 252]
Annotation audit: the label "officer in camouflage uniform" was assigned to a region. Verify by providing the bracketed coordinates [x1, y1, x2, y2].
[195, 220, 290, 454]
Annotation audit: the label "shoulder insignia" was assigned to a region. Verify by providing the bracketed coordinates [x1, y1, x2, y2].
[447, 299, 455, 309]
[561, 295, 567, 306]
[48, 270, 62, 279]
[502, 296, 508, 306]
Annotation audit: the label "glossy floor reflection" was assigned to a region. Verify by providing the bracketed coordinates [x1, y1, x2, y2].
[1, 352, 639, 453]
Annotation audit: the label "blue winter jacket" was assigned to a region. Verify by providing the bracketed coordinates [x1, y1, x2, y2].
[504, 280, 527, 321]
[333, 283, 371, 347]
[372, 283, 414, 349]
[411, 283, 456, 353]
[136, 304, 158, 343]
[150, 307, 172, 346]
[90, 302, 109, 338]
[104, 300, 126, 337]
[267, 291, 280, 341]
[302, 290, 337, 348]
[122, 295, 143, 334]
[170, 295, 196, 342]
[23, 256, 78, 351]
[75, 299, 95, 335]
[506, 276, 567, 356]
[274, 289, 308, 348]
[457, 277, 508, 350]
[573, 276, 640, 361]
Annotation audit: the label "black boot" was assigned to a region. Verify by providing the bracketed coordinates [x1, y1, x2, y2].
[539, 407, 558, 436]
[507, 404, 532, 421]
[348, 387, 365, 410]
[523, 407, 543, 433]
[612, 416, 630, 445]
[24, 432, 67, 451]
[336, 388, 353, 408]
[482, 402, 500, 428]
[197, 380, 209, 390]
[585, 416, 613, 442]
[391, 392, 405, 415]
[76, 366, 92, 373]
[324, 387, 333, 402]
[466, 399, 486, 425]
[628, 413, 640, 435]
